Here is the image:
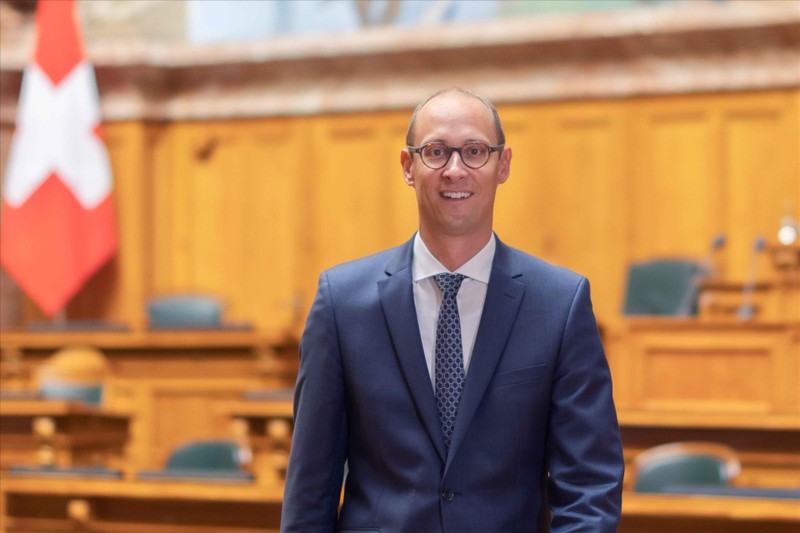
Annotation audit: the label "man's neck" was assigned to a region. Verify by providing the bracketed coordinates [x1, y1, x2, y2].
[418, 228, 493, 272]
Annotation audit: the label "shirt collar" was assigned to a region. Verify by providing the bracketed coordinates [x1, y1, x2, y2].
[412, 233, 495, 284]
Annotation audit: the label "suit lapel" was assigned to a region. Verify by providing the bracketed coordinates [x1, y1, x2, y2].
[378, 240, 447, 463]
[445, 241, 525, 474]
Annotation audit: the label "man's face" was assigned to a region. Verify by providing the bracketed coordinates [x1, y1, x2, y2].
[401, 92, 511, 241]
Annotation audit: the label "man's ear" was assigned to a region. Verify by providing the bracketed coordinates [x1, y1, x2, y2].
[400, 149, 414, 186]
[497, 146, 512, 185]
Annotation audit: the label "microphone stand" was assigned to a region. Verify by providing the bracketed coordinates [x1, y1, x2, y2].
[737, 236, 766, 321]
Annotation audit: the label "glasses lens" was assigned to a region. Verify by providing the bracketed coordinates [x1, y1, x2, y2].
[461, 142, 490, 168]
[421, 143, 450, 168]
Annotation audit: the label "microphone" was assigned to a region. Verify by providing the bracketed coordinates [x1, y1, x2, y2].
[704, 233, 726, 277]
[694, 234, 727, 316]
[677, 234, 726, 316]
[737, 236, 767, 321]
[710, 233, 726, 252]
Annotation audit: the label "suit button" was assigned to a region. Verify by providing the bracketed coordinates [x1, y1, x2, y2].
[441, 490, 455, 501]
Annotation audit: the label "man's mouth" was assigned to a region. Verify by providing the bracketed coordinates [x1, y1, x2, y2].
[441, 191, 472, 199]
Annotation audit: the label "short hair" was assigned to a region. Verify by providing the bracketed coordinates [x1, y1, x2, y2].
[405, 87, 506, 147]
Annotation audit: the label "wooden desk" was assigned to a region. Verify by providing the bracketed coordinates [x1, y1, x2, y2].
[621, 492, 800, 533]
[611, 319, 799, 426]
[609, 319, 800, 489]
[619, 419, 800, 489]
[698, 279, 799, 321]
[0, 331, 298, 472]
[0, 474, 283, 533]
[217, 395, 294, 486]
[0, 400, 129, 472]
[0, 330, 298, 386]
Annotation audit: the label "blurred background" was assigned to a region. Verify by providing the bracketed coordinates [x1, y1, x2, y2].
[0, 1, 798, 532]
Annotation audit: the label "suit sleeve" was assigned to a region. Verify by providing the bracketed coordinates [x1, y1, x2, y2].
[281, 272, 347, 533]
[547, 277, 624, 532]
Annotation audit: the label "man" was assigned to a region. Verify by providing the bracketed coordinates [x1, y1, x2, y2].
[281, 88, 624, 532]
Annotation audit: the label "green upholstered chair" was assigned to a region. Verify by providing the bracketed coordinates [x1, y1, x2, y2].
[37, 346, 109, 405]
[623, 259, 707, 316]
[137, 439, 254, 481]
[165, 439, 247, 471]
[146, 295, 222, 329]
[631, 442, 741, 493]
[40, 383, 104, 404]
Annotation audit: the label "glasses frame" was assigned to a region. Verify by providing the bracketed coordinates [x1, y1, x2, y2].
[407, 142, 505, 170]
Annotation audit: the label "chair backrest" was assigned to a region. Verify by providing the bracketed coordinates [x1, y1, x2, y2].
[40, 383, 104, 404]
[37, 346, 109, 405]
[165, 440, 245, 471]
[631, 441, 741, 493]
[147, 295, 222, 328]
[623, 259, 707, 316]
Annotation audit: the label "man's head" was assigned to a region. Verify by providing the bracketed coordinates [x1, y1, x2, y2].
[401, 88, 511, 244]
[405, 87, 506, 148]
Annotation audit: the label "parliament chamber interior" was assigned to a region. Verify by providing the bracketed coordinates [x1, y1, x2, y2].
[0, 0, 798, 532]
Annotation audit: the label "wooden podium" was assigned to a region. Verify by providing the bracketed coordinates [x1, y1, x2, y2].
[698, 244, 800, 322]
[611, 319, 800, 490]
[0, 400, 130, 471]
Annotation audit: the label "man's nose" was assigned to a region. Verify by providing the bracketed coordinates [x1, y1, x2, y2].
[442, 150, 468, 178]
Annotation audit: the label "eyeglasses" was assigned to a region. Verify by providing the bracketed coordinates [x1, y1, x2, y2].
[407, 141, 504, 170]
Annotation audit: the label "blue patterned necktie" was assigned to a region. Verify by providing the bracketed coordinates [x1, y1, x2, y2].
[433, 273, 466, 449]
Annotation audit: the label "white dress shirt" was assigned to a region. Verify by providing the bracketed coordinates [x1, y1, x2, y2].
[412, 233, 495, 386]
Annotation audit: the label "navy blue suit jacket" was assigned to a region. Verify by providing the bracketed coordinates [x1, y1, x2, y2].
[282, 237, 623, 532]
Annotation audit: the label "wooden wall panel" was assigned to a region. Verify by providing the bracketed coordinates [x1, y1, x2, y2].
[493, 104, 548, 256]
[4, 90, 798, 330]
[621, 321, 799, 422]
[66, 122, 150, 329]
[145, 380, 264, 468]
[721, 92, 800, 281]
[382, 112, 420, 247]
[538, 102, 629, 322]
[494, 101, 629, 323]
[309, 112, 410, 273]
[0, 122, 22, 328]
[495, 103, 629, 317]
[152, 119, 309, 333]
[630, 97, 723, 262]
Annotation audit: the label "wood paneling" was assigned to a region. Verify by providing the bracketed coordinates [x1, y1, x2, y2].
[722, 93, 800, 282]
[309, 111, 411, 270]
[620, 492, 800, 533]
[630, 97, 723, 261]
[150, 119, 312, 334]
[495, 101, 629, 322]
[0, 401, 129, 472]
[0, 331, 296, 471]
[1, 477, 283, 533]
[616, 320, 799, 419]
[3, 90, 799, 331]
[615, 319, 800, 489]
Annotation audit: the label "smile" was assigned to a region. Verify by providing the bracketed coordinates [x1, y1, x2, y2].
[441, 191, 472, 199]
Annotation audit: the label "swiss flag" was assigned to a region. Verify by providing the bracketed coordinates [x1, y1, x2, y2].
[1, 0, 117, 317]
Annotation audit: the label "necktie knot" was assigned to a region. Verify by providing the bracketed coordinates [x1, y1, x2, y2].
[434, 273, 465, 299]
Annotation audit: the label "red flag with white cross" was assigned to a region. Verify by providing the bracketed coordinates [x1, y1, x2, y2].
[1, 0, 117, 317]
